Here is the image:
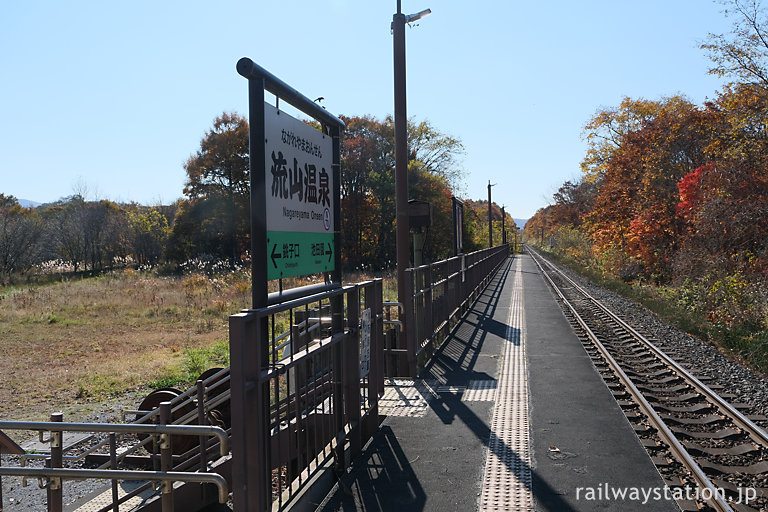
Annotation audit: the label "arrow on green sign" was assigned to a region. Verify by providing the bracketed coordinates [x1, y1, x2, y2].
[267, 231, 335, 280]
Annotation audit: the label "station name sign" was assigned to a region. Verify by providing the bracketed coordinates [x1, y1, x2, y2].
[264, 103, 334, 279]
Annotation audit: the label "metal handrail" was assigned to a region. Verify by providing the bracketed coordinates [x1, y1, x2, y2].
[0, 467, 229, 503]
[0, 422, 229, 456]
[131, 367, 231, 424]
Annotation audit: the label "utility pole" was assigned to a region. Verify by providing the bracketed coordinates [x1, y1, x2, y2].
[501, 206, 506, 245]
[487, 180, 496, 248]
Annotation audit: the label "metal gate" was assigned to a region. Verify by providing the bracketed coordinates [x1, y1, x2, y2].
[228, 279, 384, 511]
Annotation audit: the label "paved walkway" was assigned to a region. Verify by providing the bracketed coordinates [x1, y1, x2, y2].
[315, 254, 678, 511]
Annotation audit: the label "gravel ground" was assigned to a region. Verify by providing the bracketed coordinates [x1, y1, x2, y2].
[550, 257, 768, 424]
[1, 390, 235, 512]
[1, 390, 146, 512]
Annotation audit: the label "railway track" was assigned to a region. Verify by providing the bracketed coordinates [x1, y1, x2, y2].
[527, 246, 768, 512]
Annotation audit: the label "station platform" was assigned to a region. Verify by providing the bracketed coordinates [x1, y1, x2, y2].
[315, 254, 678, 512]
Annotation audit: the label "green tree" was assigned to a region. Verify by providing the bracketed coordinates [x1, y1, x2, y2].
[128, 206, 171, 265]
[0, 194, 19, 208]
[408, 120, 465, 190]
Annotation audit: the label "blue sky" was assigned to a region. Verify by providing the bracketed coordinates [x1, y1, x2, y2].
[1, 1, 733, 218]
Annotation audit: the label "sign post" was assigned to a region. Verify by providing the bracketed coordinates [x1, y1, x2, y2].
[234, 58, 345, 512]
[452, 196, 464, 257]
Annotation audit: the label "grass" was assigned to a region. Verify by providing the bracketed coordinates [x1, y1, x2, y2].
[0, 269, 251, 420]
[0, 266, 395, 421]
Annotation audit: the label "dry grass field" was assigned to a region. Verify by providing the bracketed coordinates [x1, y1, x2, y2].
[0, 268, 252, 421]
[0, 267, 394, 422]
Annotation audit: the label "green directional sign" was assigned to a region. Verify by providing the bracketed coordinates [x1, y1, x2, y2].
[264, 103, 335, 280]
[267, 230, 334, 280]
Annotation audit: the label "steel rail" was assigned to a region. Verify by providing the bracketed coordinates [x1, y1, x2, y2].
[528, 247, 735, 512]
[531, 247, 768, 446]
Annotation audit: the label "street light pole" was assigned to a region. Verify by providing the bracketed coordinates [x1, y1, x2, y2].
[393, 1, 430, 376]
[393, 3, 408, 342]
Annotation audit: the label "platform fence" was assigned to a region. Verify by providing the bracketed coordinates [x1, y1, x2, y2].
[228, 278, 384, 512]
[403, 244, 510, 374]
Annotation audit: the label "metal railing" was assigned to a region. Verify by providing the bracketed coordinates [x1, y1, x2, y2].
[0, 410, 229, 512]
[403, 245, 510, 374]
[229, 278, 384, 512]
[0, 250, 506, 511]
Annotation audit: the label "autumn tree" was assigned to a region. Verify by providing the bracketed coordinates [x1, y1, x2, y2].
[702, 0, 768, 86]
[339, 115, 466, 269]
[584, 96, 710, 279]
[523, 206, 555, 247]
[677, 161, 768, 270]
[85, 200, 126, 270]
[182, 112, 250, 263]
[461, 199, 516, 250]
[406, 121, 466, 260]
[41, 197, 128, 272]
[550, 179, 597, 228]
[459, 203, 484, 254]
[533, 1, 768, 330]
[581, 98, 665, 182]
[339, 115, 394, 269]
[168, 198, 233, 263]
[704, 82, 768, 165]
[407, 163, 455, 260]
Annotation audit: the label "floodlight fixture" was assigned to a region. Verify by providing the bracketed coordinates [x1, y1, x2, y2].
[406, 8, 432, 23]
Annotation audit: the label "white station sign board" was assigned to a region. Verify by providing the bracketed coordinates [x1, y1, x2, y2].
[264, 103, 334, 279]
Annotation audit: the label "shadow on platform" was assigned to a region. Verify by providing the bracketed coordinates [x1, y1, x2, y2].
[317, 257, 578, 511]
[316, 426, 425, 512]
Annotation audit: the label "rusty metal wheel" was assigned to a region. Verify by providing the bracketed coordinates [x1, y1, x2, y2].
[136, 387, 196, 455]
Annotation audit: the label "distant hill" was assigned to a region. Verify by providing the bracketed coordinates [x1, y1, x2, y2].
[18, 198, 41, 208]
[514, 218, 528, 230]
